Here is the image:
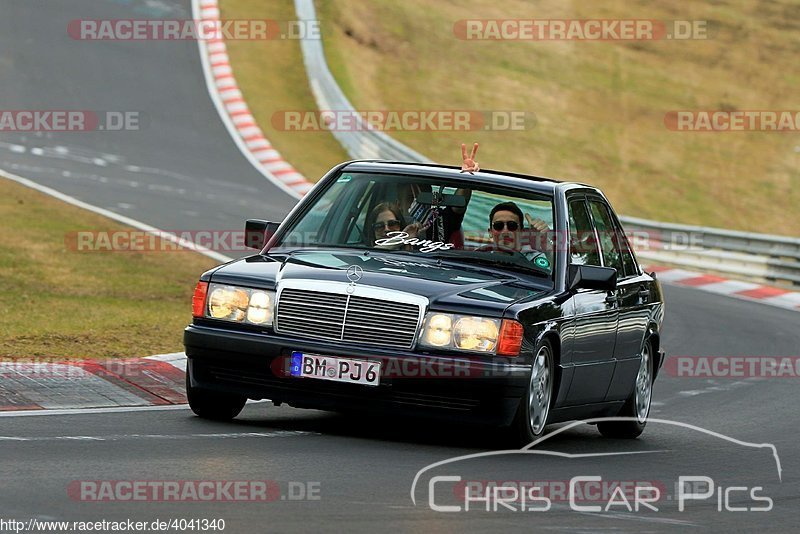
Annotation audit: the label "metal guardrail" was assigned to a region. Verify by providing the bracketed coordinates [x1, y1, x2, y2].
[619, 217, 800, 287]
[293, 0, 800, 288]
[295, 0, 428, 163]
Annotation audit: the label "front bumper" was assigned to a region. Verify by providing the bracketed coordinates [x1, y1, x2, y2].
[184, 323, 530, 426]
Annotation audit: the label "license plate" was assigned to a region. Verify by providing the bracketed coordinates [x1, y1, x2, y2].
[290, 352, 381, 387]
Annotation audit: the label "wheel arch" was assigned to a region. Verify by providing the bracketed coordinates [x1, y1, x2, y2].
[646, 323, 661, 379]
[532, 325, 562, 400]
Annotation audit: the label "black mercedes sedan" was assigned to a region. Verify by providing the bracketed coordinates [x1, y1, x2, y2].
[184, 160, 665, 444]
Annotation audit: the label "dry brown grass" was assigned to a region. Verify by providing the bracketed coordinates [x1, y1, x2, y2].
[225, 0, 799, 235]
[315, 0, 800, 234]
[0, 178, 217, 360]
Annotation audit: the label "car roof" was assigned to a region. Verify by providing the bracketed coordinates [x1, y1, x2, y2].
[341, 160, 599, 196]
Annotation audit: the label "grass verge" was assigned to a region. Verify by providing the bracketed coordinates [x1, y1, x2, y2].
[224, 0, 799, 235]
[0, 177, 217, 360]
[314, 0, 800, 235]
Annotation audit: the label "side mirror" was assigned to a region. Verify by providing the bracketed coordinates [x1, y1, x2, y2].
[245, 219, 280, 250]
[568, 264, 617, 292]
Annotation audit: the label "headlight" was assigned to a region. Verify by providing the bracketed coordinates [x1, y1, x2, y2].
[420, 313, 502, 353]
[247, 290, 273, 325]
[423, 314, 453, 347]
[205, 284, 275, 326]
[420, 313, 523, 355]
[454, 316, 499, 352]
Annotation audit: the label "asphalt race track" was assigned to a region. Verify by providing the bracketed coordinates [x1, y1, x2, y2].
[0, 0, 294, 232]
[1, 1, 798, 532]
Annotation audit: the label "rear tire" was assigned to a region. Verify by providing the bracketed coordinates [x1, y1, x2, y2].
[186, 369, 247, 421]
[512, 339, 554, 446]
[598, 339, 654, 439]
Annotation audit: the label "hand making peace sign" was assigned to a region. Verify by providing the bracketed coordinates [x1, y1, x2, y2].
[460, 142, 479, 174]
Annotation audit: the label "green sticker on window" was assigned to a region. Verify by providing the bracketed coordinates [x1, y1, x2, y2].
[535, 256, 550, 269]
[337, 174, 353, 183]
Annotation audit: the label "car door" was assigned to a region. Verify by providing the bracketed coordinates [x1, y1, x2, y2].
[563, 195, 619, 406]
[586, 197, 652, 402]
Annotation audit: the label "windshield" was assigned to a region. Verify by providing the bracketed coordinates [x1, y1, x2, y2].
[273, 172, 556, 277]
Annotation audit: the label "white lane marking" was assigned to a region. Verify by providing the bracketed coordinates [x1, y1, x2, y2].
[677, 390, 708, 397]
[651, 380, 759, 412]
[0, 399, 272, 417]
[0, 404, 192, 418]
[0, 168, 233, 264]
[0, 430, 315, 442]
[191, 0, 303, 201]
[579, 510, 699, 527]
[0, 142, 26, 153]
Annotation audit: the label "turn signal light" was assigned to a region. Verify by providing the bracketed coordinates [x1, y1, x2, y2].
[192, 281, 209, 318]
[497, 319, 524, 356]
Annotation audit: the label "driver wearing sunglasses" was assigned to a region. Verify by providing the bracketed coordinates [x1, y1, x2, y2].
[489, 201, 550, 251]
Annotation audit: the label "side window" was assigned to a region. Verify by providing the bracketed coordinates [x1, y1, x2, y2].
[614, 218, 639, 278]
[567, 197, 601, 266]
[588, 199, 624, 276]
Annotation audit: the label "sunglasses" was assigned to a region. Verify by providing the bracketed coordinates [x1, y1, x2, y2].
[373, 219, 401, 231]
[492, 220, 519, 231]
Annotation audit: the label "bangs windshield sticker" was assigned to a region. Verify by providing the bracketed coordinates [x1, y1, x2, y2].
[337, 174, 353, 183]
[374, 231, 455, 253]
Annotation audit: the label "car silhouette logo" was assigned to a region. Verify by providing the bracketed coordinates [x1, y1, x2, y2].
[346, 265, 364, 283]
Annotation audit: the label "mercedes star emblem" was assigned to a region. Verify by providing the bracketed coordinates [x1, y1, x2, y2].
[346, 265, 364, 283]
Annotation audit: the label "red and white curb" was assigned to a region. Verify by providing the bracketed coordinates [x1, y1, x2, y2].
[194, 0, 314, 198]
[0, 353, 187, 412]
[645, 265, 800, 311]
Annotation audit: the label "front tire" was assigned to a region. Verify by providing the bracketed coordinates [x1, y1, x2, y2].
[598, 339, 654, 439]
[186, 369, 247, 421]
[513, 339, 554, 446]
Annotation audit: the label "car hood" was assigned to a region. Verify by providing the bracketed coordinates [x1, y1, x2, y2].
[210, 250, 551, 314]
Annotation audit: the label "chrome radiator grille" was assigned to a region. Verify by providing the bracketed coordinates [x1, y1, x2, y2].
[275, 288, 422, 349]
